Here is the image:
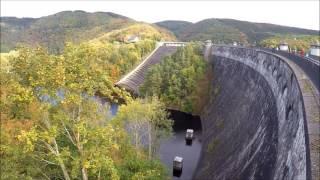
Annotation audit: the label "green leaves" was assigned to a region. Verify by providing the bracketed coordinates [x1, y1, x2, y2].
[260, 35, 319, 51]
[1, 37, 171, 179]
[140, 43, 207, 113]
[114, 97, 172, 159]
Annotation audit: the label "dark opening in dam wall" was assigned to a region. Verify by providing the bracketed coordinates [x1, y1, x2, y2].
[195, 46, 310, 180]
[169, 109, 202, 132]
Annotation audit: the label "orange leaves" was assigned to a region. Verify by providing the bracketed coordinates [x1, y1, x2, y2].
[110, 65, 120, 82]
[1, 119, 33, 135]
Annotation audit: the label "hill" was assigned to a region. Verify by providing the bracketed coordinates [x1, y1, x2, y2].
[91, 23, 176, 43]
[2, 11, 319, 53]
[156, 18, 319, 44]
[1, 11, 136, 53]
[155, 20, 193, 37]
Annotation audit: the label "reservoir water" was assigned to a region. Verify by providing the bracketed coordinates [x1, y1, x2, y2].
[159, 110, 202, 180]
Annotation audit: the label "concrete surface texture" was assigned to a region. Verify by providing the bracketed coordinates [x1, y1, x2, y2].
[265, 51, 320, 180]
[195, 46, 310, 180]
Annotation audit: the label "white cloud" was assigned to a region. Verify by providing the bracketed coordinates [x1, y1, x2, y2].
[1, 0, 319, 30]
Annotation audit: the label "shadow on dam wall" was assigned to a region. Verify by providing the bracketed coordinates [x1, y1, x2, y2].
[194, 46, 309, 180]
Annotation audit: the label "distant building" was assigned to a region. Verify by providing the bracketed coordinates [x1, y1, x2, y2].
[233, 42, 238, 46]
[205, 40, 212, 46]
[279, 42, 289, 51]
[309, 44, 320, 57]
[126, 35, 140, 43]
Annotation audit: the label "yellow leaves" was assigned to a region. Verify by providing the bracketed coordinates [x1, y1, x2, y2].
[112, 144, 120, 151]
[83, 161, 91, 169]
[42, 125, 58, 142]
[68, 83, 78, 90]
[9, 83, 34, 103]
[63, 93, 82, 105]
[92, 23, 175, 44]
[2, 39, 174, 178]
[17, 128, 38, 152]
[132, 169, 162, 180]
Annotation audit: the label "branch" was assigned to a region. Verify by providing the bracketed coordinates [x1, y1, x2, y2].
[61, 120, 76, 146]
[39, 169, 51, 180]
[40, 159, 58, 165]
[40, 140, 57, 154]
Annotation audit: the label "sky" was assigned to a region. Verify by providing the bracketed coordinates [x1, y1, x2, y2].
[1, 1, 319, 30]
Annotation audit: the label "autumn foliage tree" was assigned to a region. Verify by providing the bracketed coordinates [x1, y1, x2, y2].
[114, 97, 173, 160]
[1, 42, 170, 179]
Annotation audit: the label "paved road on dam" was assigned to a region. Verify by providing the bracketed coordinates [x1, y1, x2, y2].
[261, 49, 320, 91]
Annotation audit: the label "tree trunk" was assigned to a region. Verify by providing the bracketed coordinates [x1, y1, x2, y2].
[148, 123, 152, 159]
[59, 160, 71, 180]
[98, 169, 101, 180]
[44, 116, 71, 180]
[82, 167, 88, 180]
[54, 141, 71, 180]
[135, 131, 139, 149]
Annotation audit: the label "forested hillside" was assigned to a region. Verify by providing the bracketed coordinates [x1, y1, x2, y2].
[0, 11, 175, 53]
[91, 23, 176, 43]
[156, 19, 319, 44]
[2, 10, 318, 53]
[260, 35, 320, 51]
[155, 20, 193, 37]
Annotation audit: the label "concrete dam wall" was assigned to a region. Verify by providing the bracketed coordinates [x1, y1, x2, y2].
[116, 43, 312, 179]
[195, 46, 310, 180]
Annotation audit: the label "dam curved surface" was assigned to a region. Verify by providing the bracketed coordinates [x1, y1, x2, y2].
[117, 43, 314, 180]
[196, 46, 310, 180]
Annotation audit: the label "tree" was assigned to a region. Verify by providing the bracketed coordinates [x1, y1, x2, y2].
[114, 97, 172, 159]
[140, 43, 207, 114]
[1, 44, 170, 179]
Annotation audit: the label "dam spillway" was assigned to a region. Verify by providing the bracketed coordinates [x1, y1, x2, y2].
[116, 42, 184, 93]
[116, 43, 317, 180]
